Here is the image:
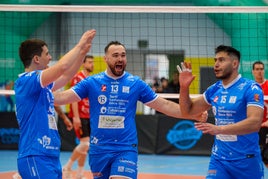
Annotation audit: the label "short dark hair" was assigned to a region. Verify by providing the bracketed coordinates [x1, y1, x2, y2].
[84, 55, 94, 63]
[252, 60, 264, 70]
[19, 39, 47, 68]
[215, 45, 240, 62]
[104, 41, 125, 53]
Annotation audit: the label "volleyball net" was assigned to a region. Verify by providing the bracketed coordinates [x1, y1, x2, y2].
[0, 5, 267, 112]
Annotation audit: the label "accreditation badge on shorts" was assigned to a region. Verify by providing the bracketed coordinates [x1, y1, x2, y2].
[98, 115, 125, 128]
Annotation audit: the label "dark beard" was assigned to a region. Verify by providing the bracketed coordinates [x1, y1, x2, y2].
[215, 70, 232, 80]
[85, 68, 93, 73]
[110, 66, 125, 76]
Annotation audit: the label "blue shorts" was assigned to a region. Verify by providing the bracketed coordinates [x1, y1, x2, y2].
[89, 150, 138, 179]
[17, 155, 62, 179]
[206, 154, 264, 179]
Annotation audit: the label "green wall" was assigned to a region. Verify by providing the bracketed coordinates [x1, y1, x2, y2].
[0, 11, 52, 82]
[208, 13, 268, 78]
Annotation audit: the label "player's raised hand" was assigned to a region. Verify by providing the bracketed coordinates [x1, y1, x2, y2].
[77, 29, 96, 55]
[177, 62, 195, 88]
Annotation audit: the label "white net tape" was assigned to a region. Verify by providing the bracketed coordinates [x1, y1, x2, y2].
[0, 5, 267, 13]
[1, 90, 267, 100]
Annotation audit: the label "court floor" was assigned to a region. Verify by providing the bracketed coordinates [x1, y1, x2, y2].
[0, 150, 268, 178]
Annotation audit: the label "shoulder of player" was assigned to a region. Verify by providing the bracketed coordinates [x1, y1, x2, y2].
[241, 78, 264, 93]
[263, 80, 268, 86]
[124, 72, 144, 83]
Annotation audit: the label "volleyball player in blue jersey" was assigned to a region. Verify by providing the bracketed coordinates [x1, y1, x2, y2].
[54, 41, 207, 179]
[177, 45, 264, 179]
[14, 29, 96, 179]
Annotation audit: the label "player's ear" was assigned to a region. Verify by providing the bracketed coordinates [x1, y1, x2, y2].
[233, 58, 239, 69]
[33, 55, 40, 64]
[103, 55, 108, 63]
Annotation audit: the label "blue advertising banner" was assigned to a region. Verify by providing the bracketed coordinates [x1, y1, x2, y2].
[0, 112, 213, 155]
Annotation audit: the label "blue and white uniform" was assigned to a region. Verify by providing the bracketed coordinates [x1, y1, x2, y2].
[204, 74, 264, 178]
[72, 71, 158, 178]
[15, 70, 62, 179]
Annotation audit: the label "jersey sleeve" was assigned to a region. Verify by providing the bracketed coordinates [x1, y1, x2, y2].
[203, 82, 219, 105]
[138, 79, 158, 104]
[72, 77, 89, 100]
[246, 82, 264, 109]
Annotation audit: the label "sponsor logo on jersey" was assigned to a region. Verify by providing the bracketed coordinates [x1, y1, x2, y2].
[254, 94, 260, 102]
[101, 84, 107, 92]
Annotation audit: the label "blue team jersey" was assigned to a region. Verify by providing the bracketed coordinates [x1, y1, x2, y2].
[15, 71, 61, 159]
[72, 71, 158, 154]
[204, 75, 264, 160]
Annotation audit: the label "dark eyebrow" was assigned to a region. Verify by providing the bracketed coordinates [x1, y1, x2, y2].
[112, 52, 126, 55]
[214, 57, 225, 60]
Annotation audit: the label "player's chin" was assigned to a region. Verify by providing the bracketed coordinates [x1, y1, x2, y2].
[213, 71, 219, 76]
[115, 68, 124, 76]
[214, 73, 223, 79]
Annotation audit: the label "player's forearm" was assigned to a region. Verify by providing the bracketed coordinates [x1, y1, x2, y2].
[55, 61, 84, 89]
[179, 87, 193, 116]
[43, 45, 89, 89]
[54, 89, 80, 105]
[55, 40, 91, 75]
[71, 102, 80, 119]
[52, 30, 96, 89]
[59, 111, 68, 121]
[55, 105, 67, 120]
[218, 119, 261, 135]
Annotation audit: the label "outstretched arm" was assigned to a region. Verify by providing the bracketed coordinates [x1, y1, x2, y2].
[41, 29, 96, 91]
[54, 89, 81, 106]
[71, 101, 82, 135]
[177, 62, 211, 117]
[195, 106, 263, 135]
[147, 97, 208, 122]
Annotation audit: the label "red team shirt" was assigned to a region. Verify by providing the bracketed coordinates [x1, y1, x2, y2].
[261, 80, 268, 123]
[68, 71, 90, 119]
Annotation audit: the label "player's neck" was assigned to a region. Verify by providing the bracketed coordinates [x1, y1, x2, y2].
[82, 69, 91, 77]
[255, 78, 265, 84]
[25, 66, 39, 72]
[222, 73, 240, 86]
